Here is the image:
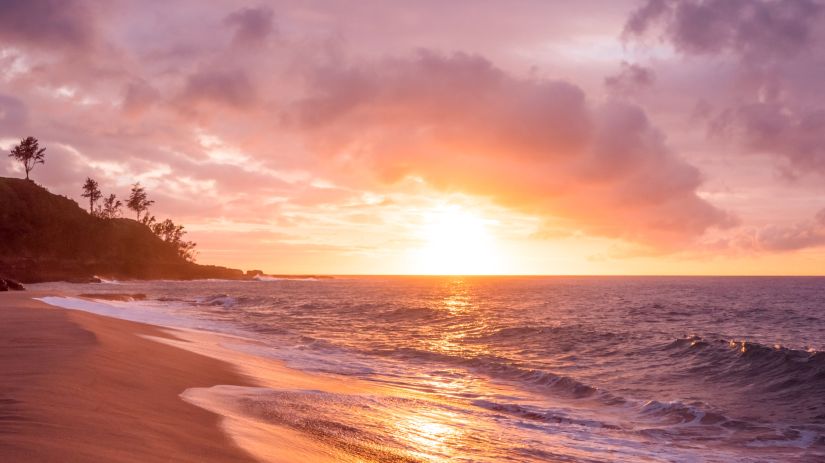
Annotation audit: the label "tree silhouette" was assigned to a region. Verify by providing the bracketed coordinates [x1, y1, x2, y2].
[8, 136, 46, 181]
[81, 177, 102, 214]
[151, 218, 197, 262]
[99, 194, 122, 219]
[126, 182, 154, 221]
[140, 214, 155, 226]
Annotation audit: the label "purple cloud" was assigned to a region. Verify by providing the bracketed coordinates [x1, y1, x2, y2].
[624, 0, 822, 59]
[605, 62, 655, 94]
[0, 95, 27, 135]
[225, 6, 276, 46]
[0, 0, 99, 52]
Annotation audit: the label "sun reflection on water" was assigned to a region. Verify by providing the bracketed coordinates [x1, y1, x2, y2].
[420, 279, 492, 360]
[442, 284, 471, 315]
[391, 408, 467, 462]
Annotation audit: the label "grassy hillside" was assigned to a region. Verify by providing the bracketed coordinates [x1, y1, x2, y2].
[0, 177, 244, 283]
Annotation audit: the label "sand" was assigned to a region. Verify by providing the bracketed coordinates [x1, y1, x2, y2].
[0, 291, 258, 463]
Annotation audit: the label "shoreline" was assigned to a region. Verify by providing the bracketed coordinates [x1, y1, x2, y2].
[0, 291, 259, 462]
[0, 291, 399, 463]
[4, 283, 822, 462]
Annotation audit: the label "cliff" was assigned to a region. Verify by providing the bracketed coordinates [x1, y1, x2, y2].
[0, 177, 245, 283]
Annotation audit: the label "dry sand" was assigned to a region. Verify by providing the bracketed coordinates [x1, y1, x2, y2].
[0, 291, 258, 462]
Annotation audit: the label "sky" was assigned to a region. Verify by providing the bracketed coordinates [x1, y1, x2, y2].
[2, 0, 825, 275]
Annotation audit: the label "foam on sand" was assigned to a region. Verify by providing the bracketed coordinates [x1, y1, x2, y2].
[36, 296, 189, 328]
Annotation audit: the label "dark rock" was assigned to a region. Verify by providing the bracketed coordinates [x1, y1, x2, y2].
[0, 278, 24, 291]
[246, 269, 264, 277]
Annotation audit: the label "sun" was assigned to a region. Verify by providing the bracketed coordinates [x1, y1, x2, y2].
[410, 206, 502, 275]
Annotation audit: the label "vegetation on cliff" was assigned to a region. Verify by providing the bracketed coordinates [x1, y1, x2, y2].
[0, 177, 243, 283]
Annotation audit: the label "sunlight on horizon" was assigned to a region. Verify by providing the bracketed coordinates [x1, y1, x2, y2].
[408, 206, 505, 275]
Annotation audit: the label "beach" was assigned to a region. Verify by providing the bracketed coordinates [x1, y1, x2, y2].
[0, 291, 257, 462]
[3, 278, 824, 462]
[0, 290, 403, 463]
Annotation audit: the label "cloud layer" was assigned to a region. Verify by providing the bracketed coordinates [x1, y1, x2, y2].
[294, 51, 735, 247]
[626, 0, 825, 176]
[1, 0, 824, 271]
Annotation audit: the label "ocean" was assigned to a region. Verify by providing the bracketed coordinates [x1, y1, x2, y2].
[34, 276, 825, 462]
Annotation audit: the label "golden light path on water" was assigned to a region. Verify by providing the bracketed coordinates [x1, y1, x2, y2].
[392, 409, 467, 462]
[142, 277, 534, 463]
[425, 279, 491, 357]
[388, 279, 504, 462]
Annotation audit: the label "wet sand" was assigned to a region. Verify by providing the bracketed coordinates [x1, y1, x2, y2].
[0, 291, 258, 463]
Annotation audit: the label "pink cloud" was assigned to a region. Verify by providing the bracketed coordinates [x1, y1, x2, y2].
[293, 50, 736, 249]
[715, 208, 825, 252]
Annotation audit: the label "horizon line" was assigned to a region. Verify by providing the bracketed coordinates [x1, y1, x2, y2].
[258, 273, 825, 278]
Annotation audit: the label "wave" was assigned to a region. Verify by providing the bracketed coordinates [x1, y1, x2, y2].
[301, 330, 824, 442]
[469, 324, 626, 358]
[193, 294, 271, 309]
[472, 397, 732, 435]
[366, 346, 601, 399]
[195, 294, 238, 308]
[253, 275, 321, 282]
[472, 390, 814, 452]
[475, 386, 793, 444]
[472, 399, 616, 429]
[481, 325, 618, 341]
[663, 336, 825, 422]
[635, 399, 728, 426]
[664, 336, 825, 389]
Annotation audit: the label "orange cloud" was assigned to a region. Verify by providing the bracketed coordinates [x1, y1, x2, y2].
[293, 51, 737, 250]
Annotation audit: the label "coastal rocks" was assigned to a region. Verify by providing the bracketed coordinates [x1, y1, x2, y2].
[0, 278, 25, 291]
[246, 269, 264, 278]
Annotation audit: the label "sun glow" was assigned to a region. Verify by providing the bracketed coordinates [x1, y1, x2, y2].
[410, 206, 503, 275]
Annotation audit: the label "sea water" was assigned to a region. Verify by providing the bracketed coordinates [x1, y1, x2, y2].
[34, 276, 825, 462]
